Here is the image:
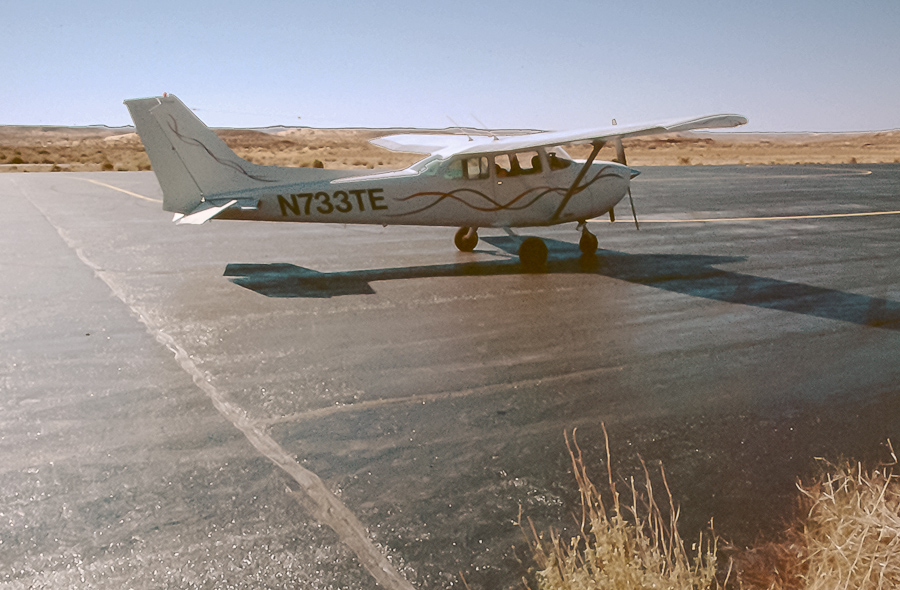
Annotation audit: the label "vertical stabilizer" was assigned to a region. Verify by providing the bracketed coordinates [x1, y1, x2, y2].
[125, 96, 204, 213]
[125, 95, 278, 213]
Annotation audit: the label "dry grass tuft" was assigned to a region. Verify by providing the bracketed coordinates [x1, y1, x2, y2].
[797, 443, 900, 590]
[526, 434, 900, 590]
[526, 426, 718, 590]
[725, 534, 808, 590]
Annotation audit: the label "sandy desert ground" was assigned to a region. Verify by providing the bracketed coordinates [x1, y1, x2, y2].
[1, 124, 899, 173]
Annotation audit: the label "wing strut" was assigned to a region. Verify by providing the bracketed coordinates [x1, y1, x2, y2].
[614, 138, 640, 230]
[551, 140, 605, 221]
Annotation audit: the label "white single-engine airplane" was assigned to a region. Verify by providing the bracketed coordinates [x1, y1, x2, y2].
[125, 95, 747, 268]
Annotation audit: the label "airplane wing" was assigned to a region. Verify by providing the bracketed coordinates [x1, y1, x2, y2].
[372, 114, 747, 157]
[369, 134, 493, 154]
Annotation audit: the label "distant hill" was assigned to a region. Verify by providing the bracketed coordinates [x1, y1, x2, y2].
[2, 125, 898, 172]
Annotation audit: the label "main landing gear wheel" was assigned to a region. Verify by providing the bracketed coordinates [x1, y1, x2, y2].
[454, 227, 478, 252]
[579, 229, 598, 255]
[518, 237, 548, 270]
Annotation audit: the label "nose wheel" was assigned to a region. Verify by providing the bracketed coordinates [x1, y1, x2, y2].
[577, 221, 598, 255]
[579, 228, 598, 255]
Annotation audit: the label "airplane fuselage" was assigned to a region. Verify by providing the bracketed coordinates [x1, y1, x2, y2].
[217, 155, 634, 229]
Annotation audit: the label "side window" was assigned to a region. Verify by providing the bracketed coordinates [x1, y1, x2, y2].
[494, 154, 512, 178]
[443, 159, 463, 179]
[464, 156, 490, 180]
[514, 151, 542, 175]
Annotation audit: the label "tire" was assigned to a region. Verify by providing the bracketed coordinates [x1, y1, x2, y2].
[579, 231, 598, 255]
[454, 227, 478, 252]
[518, 237, 548, 270]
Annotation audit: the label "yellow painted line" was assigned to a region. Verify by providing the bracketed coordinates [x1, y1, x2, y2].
[76, 177, 162, 203]
[604, 209, 900, 223]
[638, 168, 874, 182]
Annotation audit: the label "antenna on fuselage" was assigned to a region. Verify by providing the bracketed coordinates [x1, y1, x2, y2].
[447, 116, 473, 141]
[470, 113, 499, 141]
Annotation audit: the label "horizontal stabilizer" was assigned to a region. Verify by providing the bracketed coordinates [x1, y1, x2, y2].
[176, 200, 238, 225]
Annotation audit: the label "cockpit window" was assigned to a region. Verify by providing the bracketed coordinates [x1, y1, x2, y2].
[514, 151, 541, 174]
[495, 151, 543, 177]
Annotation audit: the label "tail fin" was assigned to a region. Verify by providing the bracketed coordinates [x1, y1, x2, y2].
[125, 96, 203, 213]
[126, 94, 364, 215]
[125, 95, 283, 214]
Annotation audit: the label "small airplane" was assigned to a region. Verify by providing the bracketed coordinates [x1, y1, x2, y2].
[125, 94, 747, 268]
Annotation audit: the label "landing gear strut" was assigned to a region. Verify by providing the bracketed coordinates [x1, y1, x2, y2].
[454, 227, 478, 252]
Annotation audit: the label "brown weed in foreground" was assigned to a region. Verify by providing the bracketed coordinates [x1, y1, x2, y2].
[730, 444, 900, 590]
[798, 443, 900, 590]
[524, 433, 900, 590]
[525, 427, 718, 590]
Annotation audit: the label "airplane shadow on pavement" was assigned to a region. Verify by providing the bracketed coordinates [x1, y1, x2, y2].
[224, 236, 900, 331]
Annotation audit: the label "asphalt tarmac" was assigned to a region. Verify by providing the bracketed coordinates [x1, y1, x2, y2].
[2, 165, 899, 589]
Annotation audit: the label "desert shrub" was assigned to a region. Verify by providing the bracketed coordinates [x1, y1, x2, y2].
[101, 161, 114, 171]
[10, 156, 24, 164]
[527, 428, 718, 590]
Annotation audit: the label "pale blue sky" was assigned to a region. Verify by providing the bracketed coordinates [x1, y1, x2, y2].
[3, 0, 899, 131]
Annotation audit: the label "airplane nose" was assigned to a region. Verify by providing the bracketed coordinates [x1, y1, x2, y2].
[609, 162, 640, 179]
